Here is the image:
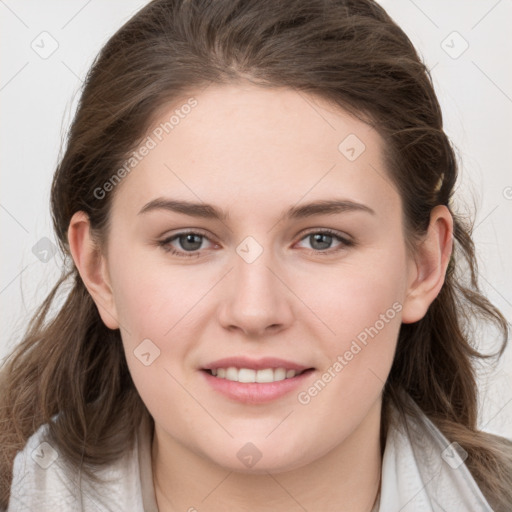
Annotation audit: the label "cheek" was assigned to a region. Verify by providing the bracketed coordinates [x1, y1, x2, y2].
[109, 249, 192, 338]
[294, 245, 407, 342]
[291, 244, 406, 403]
[108, 251, 209, 381]
[293, 270, 402, 448]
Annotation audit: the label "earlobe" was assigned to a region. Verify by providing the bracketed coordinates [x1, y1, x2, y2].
[401, 205, 454, 324]
[67, 211, 120, 330]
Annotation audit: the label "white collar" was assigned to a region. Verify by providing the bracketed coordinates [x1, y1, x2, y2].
[376, 397, 494, 511]
[6, 396, 494, 511]
[138, 399, 495, 512]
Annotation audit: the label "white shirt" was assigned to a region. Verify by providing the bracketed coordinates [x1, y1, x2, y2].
[5, 397, 495, 512]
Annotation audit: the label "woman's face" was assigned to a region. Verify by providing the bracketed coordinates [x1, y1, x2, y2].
[100, 83, 417, 472]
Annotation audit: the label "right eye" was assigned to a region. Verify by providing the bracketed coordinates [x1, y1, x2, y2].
[158, 230, 218, 257]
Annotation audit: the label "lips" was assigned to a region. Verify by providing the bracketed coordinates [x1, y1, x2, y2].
[200, 356, 315, 403]
[202, 356, 311, 372]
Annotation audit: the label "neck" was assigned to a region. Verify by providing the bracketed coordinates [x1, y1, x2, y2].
[152, 400, 383, 512]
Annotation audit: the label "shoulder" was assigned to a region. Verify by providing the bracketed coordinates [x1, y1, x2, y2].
[381, 397, 495, 512]
[7, 422, 145, 512]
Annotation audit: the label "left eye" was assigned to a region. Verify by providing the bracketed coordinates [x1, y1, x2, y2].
[158, 229, 353, 257]
[295, 230, 353, 253]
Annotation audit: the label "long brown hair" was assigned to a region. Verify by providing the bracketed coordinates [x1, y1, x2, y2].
[1, 0, 511, 509]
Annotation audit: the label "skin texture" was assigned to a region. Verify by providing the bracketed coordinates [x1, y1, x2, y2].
[68, 83, 453, 512]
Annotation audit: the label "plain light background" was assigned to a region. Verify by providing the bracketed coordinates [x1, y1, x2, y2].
[1, 0, 511, 439]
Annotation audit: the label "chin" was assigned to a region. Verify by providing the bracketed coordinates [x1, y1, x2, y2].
[203, 439, 315, 475]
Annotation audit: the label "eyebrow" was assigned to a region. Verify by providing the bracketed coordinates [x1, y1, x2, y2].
[137, 197, 376, 220]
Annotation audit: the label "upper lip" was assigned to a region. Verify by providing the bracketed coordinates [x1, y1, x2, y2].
[202, 356, 312, 372]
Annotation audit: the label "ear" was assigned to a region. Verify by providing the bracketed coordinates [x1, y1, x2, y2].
[68, 211, 120, 330]
[401, 205, 454, 324]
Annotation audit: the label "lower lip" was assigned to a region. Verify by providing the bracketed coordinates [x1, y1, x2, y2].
[201, 369, 315, 404]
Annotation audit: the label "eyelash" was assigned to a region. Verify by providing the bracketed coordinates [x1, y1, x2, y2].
[157, 228, 355, 258]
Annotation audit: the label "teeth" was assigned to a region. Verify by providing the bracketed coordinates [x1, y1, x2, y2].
[274, 368, 286, 381]
[226, 367, 238, 381]
[238, 368, 256, 383]
[254, 368, 274, 383]
[210, 366, 299, 383]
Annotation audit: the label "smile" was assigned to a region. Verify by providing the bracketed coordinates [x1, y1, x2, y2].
[201, 367, 315, 404]
[207, 367, 307, 383]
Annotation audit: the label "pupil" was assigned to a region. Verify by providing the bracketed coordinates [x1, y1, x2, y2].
[311, 233, 332, 250]
[180, 234, 202, 251]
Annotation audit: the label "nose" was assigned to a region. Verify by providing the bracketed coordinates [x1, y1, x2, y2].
[217, 247, 294, 337]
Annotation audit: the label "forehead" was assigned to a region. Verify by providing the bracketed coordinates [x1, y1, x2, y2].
[110, 83, 399, 221]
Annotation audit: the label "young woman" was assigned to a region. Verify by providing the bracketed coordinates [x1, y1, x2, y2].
[1, 1, 511, 511]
